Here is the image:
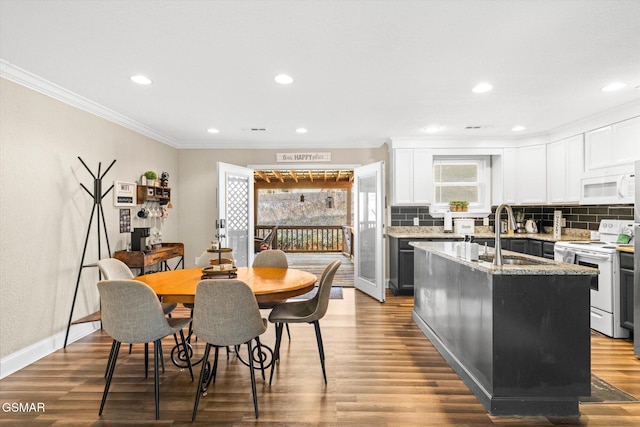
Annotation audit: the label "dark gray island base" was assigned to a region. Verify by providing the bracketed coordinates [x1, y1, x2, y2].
[411, 242, 597, 417]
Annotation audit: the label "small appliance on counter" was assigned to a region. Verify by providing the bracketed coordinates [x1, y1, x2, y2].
[454, 218, 474, 235]
[131, 227, 150, 252]
[525, 219, 538, 233]
[515, 210, 527, 234]
[444, 210, 453, 232]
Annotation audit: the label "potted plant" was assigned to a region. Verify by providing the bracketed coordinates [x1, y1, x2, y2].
[449, 201, 469, 212]
[143, 170, 157, 187]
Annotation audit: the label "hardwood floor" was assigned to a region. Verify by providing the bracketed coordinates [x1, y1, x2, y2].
[1, 289, 639, 426]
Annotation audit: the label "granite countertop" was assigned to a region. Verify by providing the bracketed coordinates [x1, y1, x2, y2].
[387, 226, 592, 243]
[617, 245, 635, 253]
[410, 241, 598, 276]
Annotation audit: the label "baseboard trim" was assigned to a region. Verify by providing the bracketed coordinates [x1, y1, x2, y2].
[0, 322, 100, 380]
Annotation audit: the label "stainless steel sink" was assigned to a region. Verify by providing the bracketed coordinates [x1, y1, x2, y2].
[478, 255, 552, 266]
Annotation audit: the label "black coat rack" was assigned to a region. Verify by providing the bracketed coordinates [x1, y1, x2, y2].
[63, 157, 116, 348]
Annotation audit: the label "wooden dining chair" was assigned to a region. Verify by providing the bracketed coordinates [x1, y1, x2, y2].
[191, 279, 268, 420]
[268, 260, 341, 385]
[97, 280, 193, 420]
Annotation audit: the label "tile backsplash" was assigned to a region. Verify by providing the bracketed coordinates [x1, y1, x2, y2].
[390, 204, 634, 231]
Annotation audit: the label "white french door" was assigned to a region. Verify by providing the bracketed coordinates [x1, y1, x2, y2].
[353, 161, 386, 302]
[217, 162, 254, 267]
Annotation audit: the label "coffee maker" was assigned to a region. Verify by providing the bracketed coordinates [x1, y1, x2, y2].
[131, 227, 150, 252]
[515, 211, 527, 234]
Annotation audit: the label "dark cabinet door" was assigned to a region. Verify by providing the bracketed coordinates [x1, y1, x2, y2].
[528, 240, 543, 257]
[620, 252, 634, 331]
[509, 239, 528, 254]
[398, 248, 415, 293]
[542, 242, 555, 259]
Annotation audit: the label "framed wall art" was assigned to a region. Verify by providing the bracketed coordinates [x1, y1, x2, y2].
[113, 181, 137, 207]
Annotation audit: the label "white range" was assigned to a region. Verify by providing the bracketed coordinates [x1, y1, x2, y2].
[554, 219, 634, 338]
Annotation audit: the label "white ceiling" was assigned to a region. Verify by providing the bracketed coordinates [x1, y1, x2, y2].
[1, 0, 639, 149]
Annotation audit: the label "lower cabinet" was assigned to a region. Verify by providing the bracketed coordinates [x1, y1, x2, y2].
[389, 237, 461, 296]
[542, 242, 556, 259]
[620, 252, 634, 331]
[528, 240, 543, 257]
[509, 239, 528, 254]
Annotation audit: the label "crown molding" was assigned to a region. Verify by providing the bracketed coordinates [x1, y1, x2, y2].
[0, 59, 179, 148]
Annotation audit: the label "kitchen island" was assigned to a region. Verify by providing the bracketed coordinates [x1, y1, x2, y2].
[411, 241, 597, 417]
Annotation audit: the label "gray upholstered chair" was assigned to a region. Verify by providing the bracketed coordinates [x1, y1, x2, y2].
[97, 258, 177, 316]
[252, 249, 288, 268]
[192, 279, 268, 420]
[252, 249, 291, 339]
[97, 280, 193, 420]
[268, 260, 341, 385]
[97, 258, 177, 373]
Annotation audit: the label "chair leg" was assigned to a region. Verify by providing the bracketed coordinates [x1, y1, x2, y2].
[312, 320, 327, 384]
[179, 329, 194, 381]
[192, 343, 212, 422]
[269, 323, 284, 385]
[153, 340, 161, 420]
[144, 342, 149, 378]
[99, 341, 121, 415]
[247, 340, 259, 418]
[104, 339, 117, 378]
[129, 343, 133, 354]
[285, 324, 291, 340]
[159, 342, 165, 373]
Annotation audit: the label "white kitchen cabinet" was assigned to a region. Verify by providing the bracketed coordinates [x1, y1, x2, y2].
[391, 148, 433, 205]
[501, 147, 517, 204]
[547, 135, 583, 203]
[585, 116, 640, 171]
[566, 135, 584, 201]
[612, 116, 640, 164]
[516, 144, 547, 204]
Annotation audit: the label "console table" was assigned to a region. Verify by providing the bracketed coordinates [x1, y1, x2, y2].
[115, 242, 184, 274]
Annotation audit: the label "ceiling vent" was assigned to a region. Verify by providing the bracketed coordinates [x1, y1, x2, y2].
[242, 128, 267, 131]
[464, 125, 492, 130]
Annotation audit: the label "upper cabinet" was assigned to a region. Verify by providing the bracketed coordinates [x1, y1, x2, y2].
[585, 116, 640, 171]
[501, 147, 518, 204]
[547, 135, 583, 203]
[516, 144, 547, 204]
[391, 148, 433, 205]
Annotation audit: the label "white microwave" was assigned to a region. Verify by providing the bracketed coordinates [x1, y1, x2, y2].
[580, 172, 635, 205]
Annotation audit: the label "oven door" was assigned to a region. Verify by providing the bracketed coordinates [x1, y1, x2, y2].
[572, 251, 613, 313]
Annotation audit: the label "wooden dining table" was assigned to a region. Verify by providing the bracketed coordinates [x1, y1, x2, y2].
[134, 266, 317, 305]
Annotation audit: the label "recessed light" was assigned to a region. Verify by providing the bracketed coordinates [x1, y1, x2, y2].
[472, 82, 493, 93]
[602, 82, 626, 92]
[296, 128, 308, 133]
[512, 125, 526, 132]
[274, 74, 294, 85]
[130, 75, 152, 85]
[422, 126, 441, 133]
[207, 128, 219, 134]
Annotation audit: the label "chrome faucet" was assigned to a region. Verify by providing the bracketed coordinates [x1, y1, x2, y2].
[494, 203, 516, 266]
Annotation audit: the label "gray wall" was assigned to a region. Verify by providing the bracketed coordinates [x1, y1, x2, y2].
[0, 78, 179, 364]
[177, 147, 388, 269]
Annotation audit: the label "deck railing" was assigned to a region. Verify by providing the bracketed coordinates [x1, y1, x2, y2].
[256, 225, 346, 253]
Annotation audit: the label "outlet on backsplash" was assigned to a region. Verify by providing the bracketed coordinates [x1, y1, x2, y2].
[413, 217, 419, 226]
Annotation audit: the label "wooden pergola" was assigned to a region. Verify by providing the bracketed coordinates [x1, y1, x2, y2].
[253, 169, 354, 225]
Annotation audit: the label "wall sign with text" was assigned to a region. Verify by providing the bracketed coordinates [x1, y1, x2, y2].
[276, 152, 331, 162]
[113, 181, 137, 207]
